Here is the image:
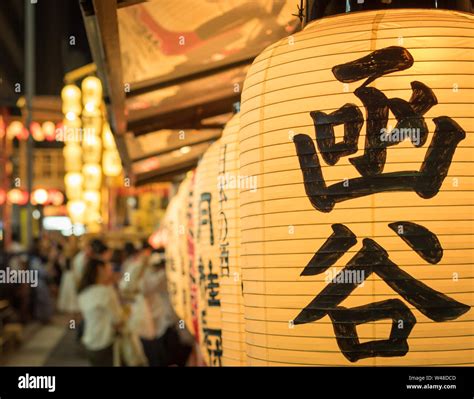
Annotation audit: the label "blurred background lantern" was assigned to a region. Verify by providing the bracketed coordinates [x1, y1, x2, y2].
[216, 114, 247, 366]
[7, 121, 28, 141]
[63, 144, 83, 172]
[83, 190, 101, 211]
[82, 164, 102, 190]
[64, 172, 83, 200]
[42, 121, 56, 142]
[239, 9, 473, 366]
[81, 76, 102, 111]
[62, 116, 82, 144]
[67, 200, 86, 225]
[48, 189, 65, 206]
[7, 189, 29, 206]
[193, 140, 224, 366]
[103, 149, 122, 177]
[31, 188, 49, 205]
[84, 209, 102, 227]
[82, 132, 102, 164]
[102, 122, 115, 150]
[30, 122, 44, 141]
[61, 84, 82, 116]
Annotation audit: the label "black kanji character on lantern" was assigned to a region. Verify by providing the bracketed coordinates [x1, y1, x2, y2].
[203, 328, 223, 367]
[198, 257, 221, 307]
[293, 46, 466, 213]
[292, 47, 470, 362]
[197, 192, 214, 244]
[294, 223, 469, 362]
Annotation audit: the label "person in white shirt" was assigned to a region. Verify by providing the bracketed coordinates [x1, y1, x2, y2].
[78, 258, 123, 366]
[138, 249, 192, 366]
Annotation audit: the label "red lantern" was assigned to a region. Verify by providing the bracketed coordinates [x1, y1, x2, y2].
[43, 121, 57, 142]
[48, 189, 65, 206]
[30, 122, 44, 141]
[53, 122, 64, 142]
[7, 189, 29, 205]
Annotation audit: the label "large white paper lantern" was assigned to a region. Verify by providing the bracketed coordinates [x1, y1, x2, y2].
[164, 188, 186, 320]
[217, 114, 247, 366]
[239, 9, 473, 366]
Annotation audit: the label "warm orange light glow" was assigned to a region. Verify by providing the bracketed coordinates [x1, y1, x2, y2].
[30, 122, 44, 141]
[32, 188, 49, 205]
[7, 189, 29, 205]
[103, 149, 122, 177]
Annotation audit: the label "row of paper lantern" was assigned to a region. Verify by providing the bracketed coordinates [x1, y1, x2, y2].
[62, 77, 123, 228]
[163, 114, 246, 366]
[163, 9, 473, 366]
[2, 121, 58, 141]
[0, 188, 64, 206]
[62, 77, 101, 228]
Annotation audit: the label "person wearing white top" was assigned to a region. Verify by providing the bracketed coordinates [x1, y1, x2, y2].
[78, 258, 123, 366]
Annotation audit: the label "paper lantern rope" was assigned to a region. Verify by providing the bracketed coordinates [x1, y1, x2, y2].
[291, 46, 470, 363]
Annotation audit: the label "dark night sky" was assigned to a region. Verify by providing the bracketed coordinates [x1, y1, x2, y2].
[0, 0, 92, 107]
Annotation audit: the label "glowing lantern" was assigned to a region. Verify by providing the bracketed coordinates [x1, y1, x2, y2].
[83, 190, 101, 211]
[62, 117, 82, 144]
[102, 123, 116, 150]
[63, 144, 83, 172]
[67, 200, 86, 225]
[82, 133, 102, 164]
[61, 85, 82, 116]
[7, 189, 28, 205]
[177, 174, 198, 339]
[48, 190, 64, 206]
[163, 192, 184, 320]
[82, 164, 102, 190]
[164, 172, 196, 339]
[84, 209, 102, 225]
[6, 122, 21, 140]
[81, 76, 102, 110]
[30, 122, 44, 141]
[32, 188, 49, 205]
[103, 149, 122, 177]
[42, 121, 56, 142]
[64, 172, 83, 200]
[239, 9, 473, 366]
[193, 140, 224, 366]
[7, 121, 28, 140]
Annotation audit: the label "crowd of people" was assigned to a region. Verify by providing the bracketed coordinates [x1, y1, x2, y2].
[2, 232, 193, 367]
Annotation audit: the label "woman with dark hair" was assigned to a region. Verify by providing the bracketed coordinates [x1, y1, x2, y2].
[78, 258, 123, 366]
